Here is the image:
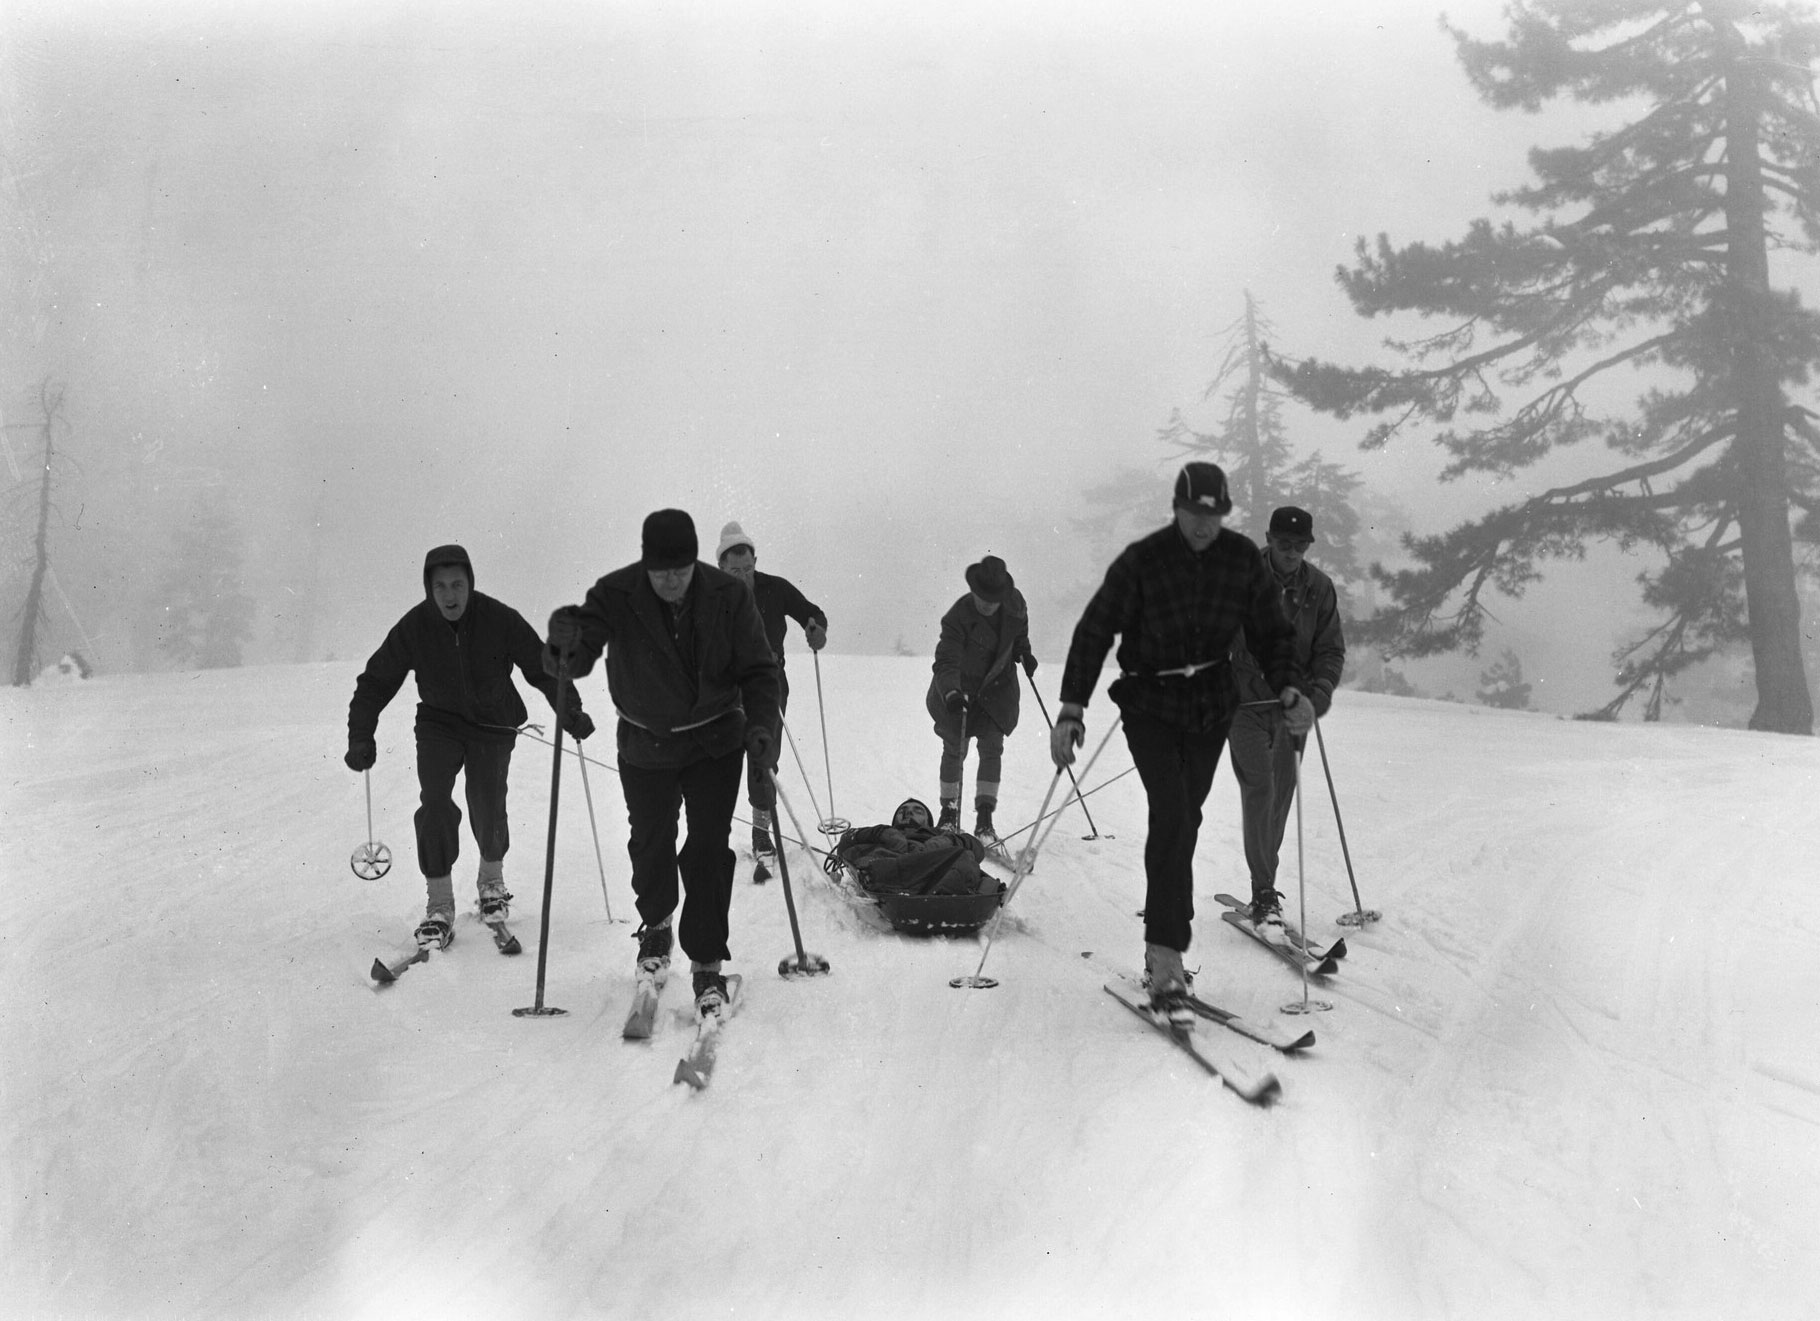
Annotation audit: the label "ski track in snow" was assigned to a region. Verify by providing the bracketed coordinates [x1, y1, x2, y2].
[3, 658, 1819, 1320]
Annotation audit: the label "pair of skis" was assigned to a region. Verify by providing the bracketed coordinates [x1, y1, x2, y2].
[1103, 978, 1283, 1106]
[370, 914, 521, 985]
[622, 967, 745, 1090]
[1213, 893, 1346, 977]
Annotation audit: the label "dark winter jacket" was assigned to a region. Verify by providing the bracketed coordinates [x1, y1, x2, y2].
[924, 588, 1032, 740]
[1059, 524, 1301, 734]
[554, 560, 781, 770]
[749, 570, 827, 675]
[1232, 558, 1346, 713]
[348, 546, 582, 746]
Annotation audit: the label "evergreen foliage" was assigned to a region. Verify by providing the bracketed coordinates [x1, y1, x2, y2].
[1477, 647, 1536, 710]
[1274, 0, 1820, 732]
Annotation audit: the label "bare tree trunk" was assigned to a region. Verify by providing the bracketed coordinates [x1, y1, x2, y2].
[11, 380, 60, 687]
[1721, 41, 1814, 734]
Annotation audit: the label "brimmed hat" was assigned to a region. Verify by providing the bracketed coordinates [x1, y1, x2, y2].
[641, 509, 698, 570]
[1173, 461, 1233, 516]
[1268, 507, 1315, 543]
[965, 554, 1013, 603]
[716, 521, 756, 561]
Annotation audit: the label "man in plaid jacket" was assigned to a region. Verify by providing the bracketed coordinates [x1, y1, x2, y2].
[1051, 462, 1312, 1023]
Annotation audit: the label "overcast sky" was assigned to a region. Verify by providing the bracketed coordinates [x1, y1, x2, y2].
[4, 0, 1683, 709]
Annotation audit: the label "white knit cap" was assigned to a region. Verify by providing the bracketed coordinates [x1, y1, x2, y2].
[716, 520, 756, 560]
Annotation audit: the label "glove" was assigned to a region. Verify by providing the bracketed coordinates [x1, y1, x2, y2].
[944, 690, 968, 715]
[564, 710, 596, 741]
[1050, 705, 1085, 769]
[1311, 684, 1332, 719]
[806, 621, 827, 652]
[1281, 688, 1315, 736]
[746, 722, 774, 763]
[1020, 651, 1038, 679]
[546, 607, 583, 654]
[345, 740, 376, 772]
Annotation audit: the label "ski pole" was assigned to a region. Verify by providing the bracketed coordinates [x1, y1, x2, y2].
[572, 741, 620, 924]
[515, 654, 571, 1018]
[1314, 714, 1379, 926]
[768, 771, 831, 977]
[350, 769, 393, 879]
[1022, 671, 1107, 840]
[1282, 739, 1331, 1016]
[950, 766, 1066, 990]
[810, 650, 847, 835]
[953, 713, 1123, 990]
[780, 720, 830, 834]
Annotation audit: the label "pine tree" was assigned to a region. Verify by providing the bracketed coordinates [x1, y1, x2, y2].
[1165, 292, 1366, 597]
[1477, 647, 1535, 710]
[1276, 1, 1820, 732]
[157, 496, 255, 669]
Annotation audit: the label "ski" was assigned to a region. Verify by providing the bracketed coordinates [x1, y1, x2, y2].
[674, 974, 744, 1090]
[753, 854, 773, 884]
[1221, 909, 1339, 977]
[370, 946, 429, 985]
[1213, 893, 1346, 960]
[622, 965, 670, 1040]
[1103, 981, 1280, 1105]
[1186, 992, 1315, 1053]
[485, 918, 522, 955]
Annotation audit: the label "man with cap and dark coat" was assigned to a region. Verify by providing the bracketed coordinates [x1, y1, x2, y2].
[544, 510, 781, 1019]
[1228, 506, 1347, 925]
[925, 554, 1036, 846]
[1050, 463, 1311, 1024]
[346, 544, 595, 952]
[714, 520, 829, 871]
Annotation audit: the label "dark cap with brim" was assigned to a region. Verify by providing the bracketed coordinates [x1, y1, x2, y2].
[965, 554, 1013, 603]
[641, 509, 698, 569]
[1268, 506, 1315, 542]
[1173, 462, 1233, 516]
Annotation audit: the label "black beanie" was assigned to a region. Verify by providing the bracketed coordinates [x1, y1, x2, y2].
[641, 509, 698, 569]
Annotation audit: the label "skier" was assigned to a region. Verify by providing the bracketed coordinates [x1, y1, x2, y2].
[1049, 463, 1312, 1023]
[924, 554, 1036, 848]
[544, 509, 780, 1019]
[1227, 506, 1347, 928]
[714, 520, 828, 871]
[345, 544, 594, 951]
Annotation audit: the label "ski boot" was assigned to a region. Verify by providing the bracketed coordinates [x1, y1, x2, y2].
[1248, 887, 1285, 933]
[692, 965, 729, 1019]
[1142, 943, 1195, 1029]
[936, 799, 962, 834]
[635, 919, 673, 981]
[973, 801, 999, 850]
[415, 908, 455, 951]
[477, 874, 512, 923]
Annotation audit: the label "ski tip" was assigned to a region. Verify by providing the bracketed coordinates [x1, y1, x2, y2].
[1244, 1074, 1284, 1105]
[1327, 937, 1348, 961]
[1286, 1032, 1316, 1052]
[370, 958, 394, 985]
[673, 1059, 707, 1089]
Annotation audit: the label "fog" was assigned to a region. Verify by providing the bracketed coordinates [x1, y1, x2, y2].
[2, 0, 1683, 714]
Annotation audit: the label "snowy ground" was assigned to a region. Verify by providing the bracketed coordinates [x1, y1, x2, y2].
[3, 655, 1818, 1320]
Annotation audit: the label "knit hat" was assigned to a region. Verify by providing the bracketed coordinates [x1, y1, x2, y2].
[717, 520, 756, 561]
[641, 509, 698, 570]
[1268, 506, 1315, 543]
[1173, 461, 1233, 516]
[965, 554, 1013, 603]
[892, 798, 934, 830]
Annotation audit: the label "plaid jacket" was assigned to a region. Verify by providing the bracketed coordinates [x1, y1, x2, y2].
[1059, 524, 1301, 733]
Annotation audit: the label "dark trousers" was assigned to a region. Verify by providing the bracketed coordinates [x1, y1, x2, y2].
[1123, 713, 1229, 953]
[1227, 705, 1303, 896]
[414, 720, 513, 877]
[620, 746, 746, 964]
[744, 672, 790, 813]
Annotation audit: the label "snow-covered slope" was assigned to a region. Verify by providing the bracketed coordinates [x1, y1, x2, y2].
[3, 657, 1816, 1320]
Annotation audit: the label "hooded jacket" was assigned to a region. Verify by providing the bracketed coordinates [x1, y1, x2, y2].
[348, 545, 581, 745]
